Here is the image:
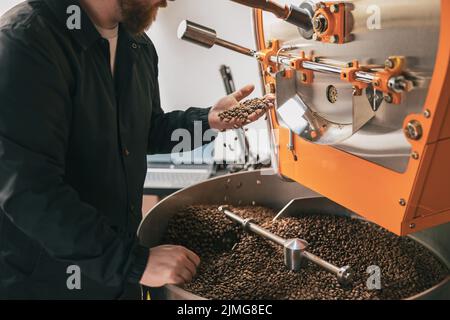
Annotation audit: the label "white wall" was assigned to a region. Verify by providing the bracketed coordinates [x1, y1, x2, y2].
[147, 0, 262, 110]
[0, 0, 22, 16]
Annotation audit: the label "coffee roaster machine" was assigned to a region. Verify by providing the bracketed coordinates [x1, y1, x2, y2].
[138, 0, 450, 299]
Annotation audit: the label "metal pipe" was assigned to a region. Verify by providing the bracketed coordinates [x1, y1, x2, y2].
[178, 20, 256, 57]
[230, 0, 289, 19]
[215, 38, 256, 57]
[302, 251, 341, 274]
[230, 0, 313, 32]
[302, 61, 343, 75]
[247, 222, 286, 246]
[221, 207, 285, 245]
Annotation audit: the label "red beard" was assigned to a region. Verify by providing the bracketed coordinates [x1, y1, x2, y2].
[119, 0, 167, 35]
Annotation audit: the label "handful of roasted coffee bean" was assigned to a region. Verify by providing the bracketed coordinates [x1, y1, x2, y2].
[218, 98, 271, 123]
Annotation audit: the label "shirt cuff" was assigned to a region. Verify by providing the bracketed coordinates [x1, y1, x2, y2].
[198, 107, 212, 132]
[126, 243, 150, 284]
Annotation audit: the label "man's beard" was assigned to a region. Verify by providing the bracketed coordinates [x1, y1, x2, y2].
[119, 0, 166, 35]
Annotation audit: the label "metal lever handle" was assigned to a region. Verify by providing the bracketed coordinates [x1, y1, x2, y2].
[219, 206, 353, 285]
[177, 20, 256, 57]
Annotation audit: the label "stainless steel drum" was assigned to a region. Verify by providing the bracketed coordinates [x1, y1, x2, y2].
[138, 169, 450, 300]
[258, 0, 441, 173]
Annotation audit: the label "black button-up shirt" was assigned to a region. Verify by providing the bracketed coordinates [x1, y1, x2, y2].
[0, 0, 211, 299]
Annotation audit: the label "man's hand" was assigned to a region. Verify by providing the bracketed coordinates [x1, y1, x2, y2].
[140, 245, 201, 287]
[208, 84, 275, 131]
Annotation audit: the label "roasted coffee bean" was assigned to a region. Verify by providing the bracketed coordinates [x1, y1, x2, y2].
[218, 98, 270, 123]
[163, 205, 449, 300]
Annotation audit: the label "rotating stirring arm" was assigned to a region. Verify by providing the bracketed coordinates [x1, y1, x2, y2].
[219, 206, 353, 285]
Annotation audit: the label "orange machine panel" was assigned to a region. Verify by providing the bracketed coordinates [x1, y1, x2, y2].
[253, 0, 450, 236]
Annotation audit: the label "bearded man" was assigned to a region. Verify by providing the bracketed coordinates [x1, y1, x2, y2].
[0, 0, 269, 299]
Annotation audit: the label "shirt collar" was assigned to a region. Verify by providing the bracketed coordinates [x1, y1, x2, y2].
[41, 0, 148, 50]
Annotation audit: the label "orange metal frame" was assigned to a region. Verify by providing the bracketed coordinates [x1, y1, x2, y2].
[254, 0, 450, 236]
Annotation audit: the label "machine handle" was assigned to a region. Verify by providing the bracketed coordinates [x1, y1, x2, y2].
[177, 20, 256, 57]
[177, 20, 217, 48]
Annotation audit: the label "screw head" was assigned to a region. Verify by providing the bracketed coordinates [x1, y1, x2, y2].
[410, 223, 416, 229]
[411, 152, 419, 160]
[313, 15, 328, 33]
[330, 4, 339, 13]
[265, 83, 276, 94]
[399, 199, 406, 206]
[385, 58, 395, 69]
[404, 120, 423, 141]
[384, 94, 393, 104]
[423, 109, 431, 118]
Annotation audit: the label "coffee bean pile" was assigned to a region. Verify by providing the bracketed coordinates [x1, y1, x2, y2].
[218, 98, 270, 123]
[163, 205, 449, 300]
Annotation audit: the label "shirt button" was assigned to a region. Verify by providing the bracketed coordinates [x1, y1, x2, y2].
[124, 148, 130, 157]
[131, 43, 138, 49]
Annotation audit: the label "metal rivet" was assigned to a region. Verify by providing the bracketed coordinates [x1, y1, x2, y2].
[411, 152, 419, 160]
[385, 59, 395, 69]
[409, 223, 416, 229]
[384, 94, 393, 104]
[423, 109, 431, 118]
[399, 199, 406, 206]
[330, 4, 339, 13]
[256, 180, 262, 185]
[404, 120, 423, 141]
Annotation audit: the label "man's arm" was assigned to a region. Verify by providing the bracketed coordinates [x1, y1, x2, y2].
[0, 25, 147, 287]
[147, 79, 213, 155]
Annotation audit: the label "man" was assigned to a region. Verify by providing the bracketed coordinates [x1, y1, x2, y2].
[0, 0, 270, 299]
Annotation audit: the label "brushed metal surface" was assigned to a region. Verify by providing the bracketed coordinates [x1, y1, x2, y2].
[138, 170, 449, 300]
[261, 0, 440, 172]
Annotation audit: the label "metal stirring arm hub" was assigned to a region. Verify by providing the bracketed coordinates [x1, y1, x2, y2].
[219, 206, 353, 285]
